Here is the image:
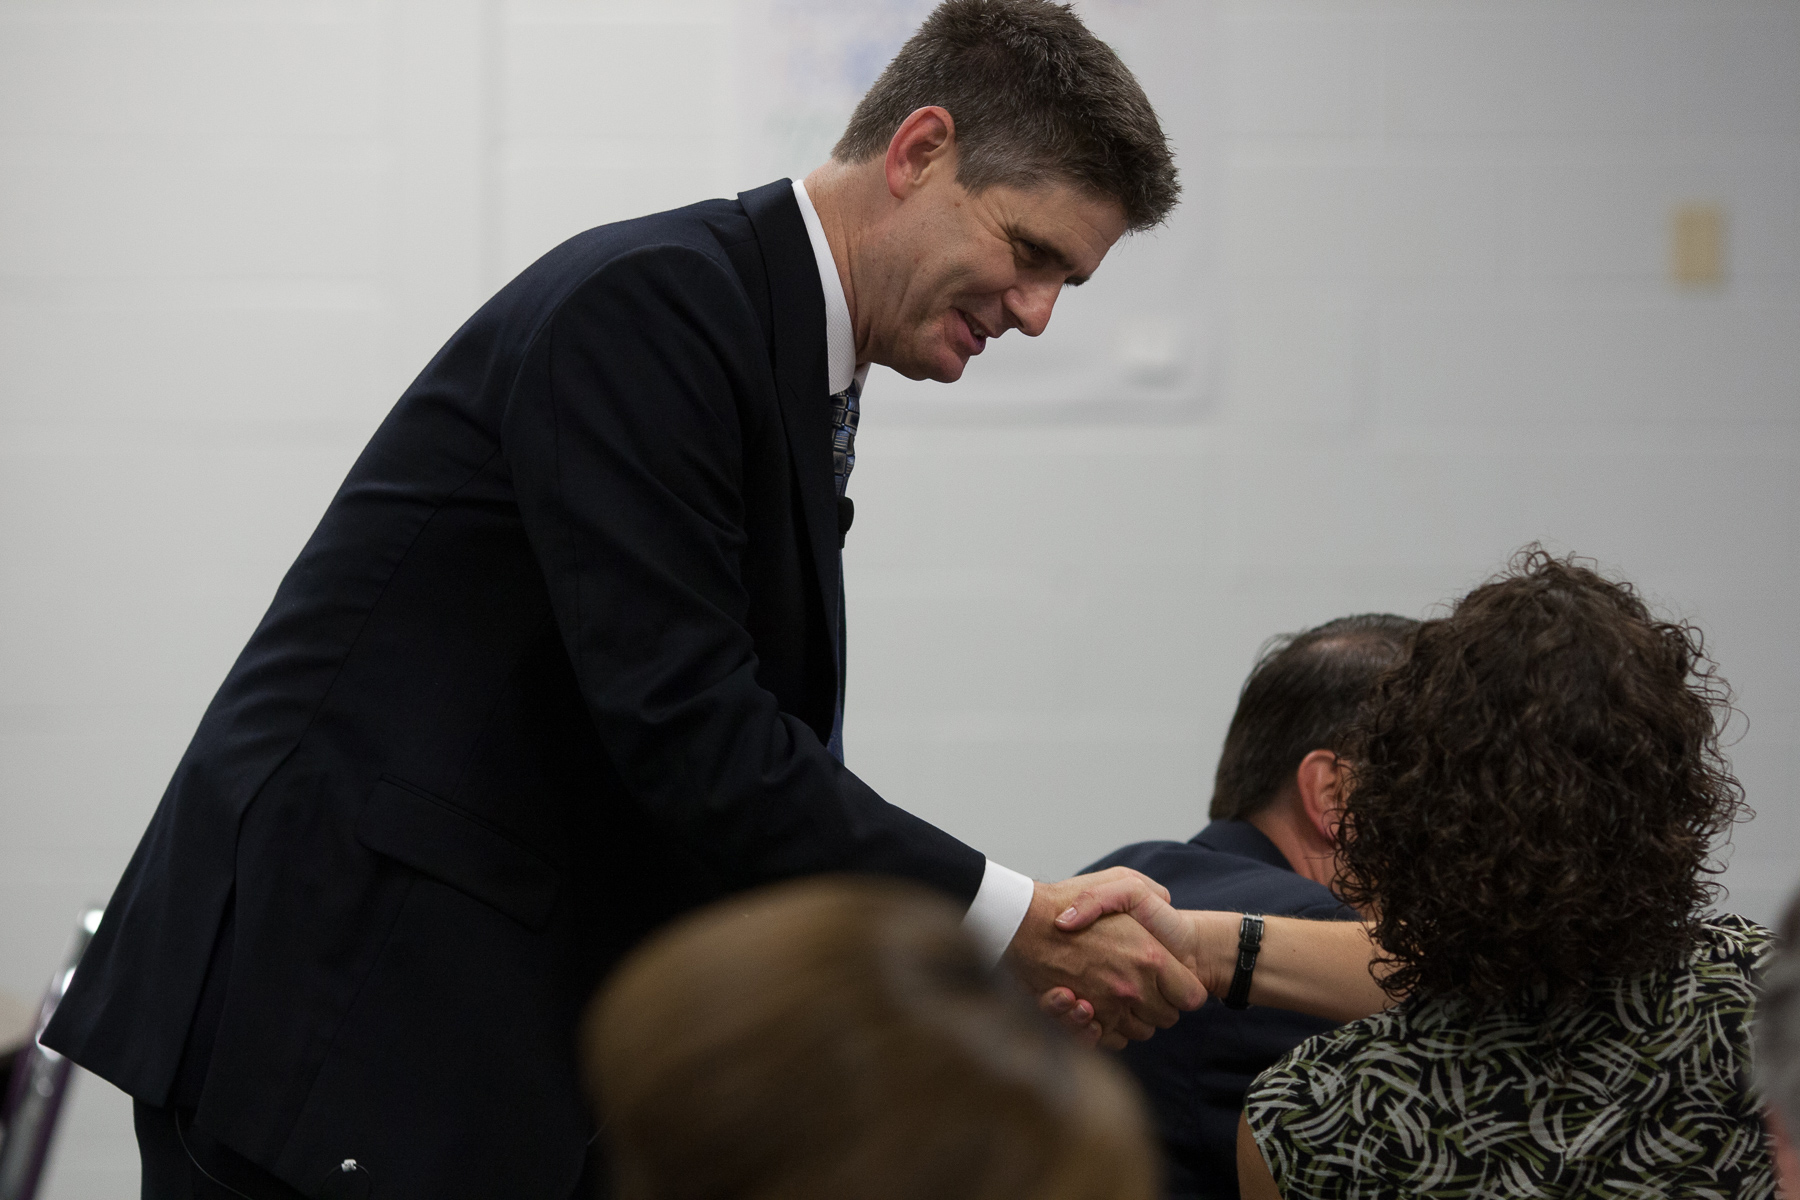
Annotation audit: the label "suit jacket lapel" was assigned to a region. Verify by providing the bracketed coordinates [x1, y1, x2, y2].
[739, 180, 841, 664]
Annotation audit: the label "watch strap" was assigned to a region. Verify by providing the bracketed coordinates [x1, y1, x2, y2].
[1223, 913, 1265, 1010]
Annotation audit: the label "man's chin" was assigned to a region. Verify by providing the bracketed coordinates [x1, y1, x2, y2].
[882, 340, 973, 384]
[904, 353, 970, 385]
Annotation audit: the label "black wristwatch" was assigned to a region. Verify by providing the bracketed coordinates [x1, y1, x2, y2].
[1223, 913, 1265, 1010]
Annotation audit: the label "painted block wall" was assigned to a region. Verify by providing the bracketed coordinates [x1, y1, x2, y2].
[0, 2, 1794, 1194]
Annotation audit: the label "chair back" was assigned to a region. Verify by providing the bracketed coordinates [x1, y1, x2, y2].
[0, 908, 104, 1200]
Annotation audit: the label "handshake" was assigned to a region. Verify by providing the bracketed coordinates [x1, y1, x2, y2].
[1005, 868, 1223, 1049]
[1006, 870, 1382, 1047]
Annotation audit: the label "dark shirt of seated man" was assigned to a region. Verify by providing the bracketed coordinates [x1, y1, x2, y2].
[1084, 613, 1417, 1200]
[1085, 824, 1353, 1200]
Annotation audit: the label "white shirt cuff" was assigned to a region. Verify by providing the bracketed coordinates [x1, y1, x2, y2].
[961, 859, 1036, 968]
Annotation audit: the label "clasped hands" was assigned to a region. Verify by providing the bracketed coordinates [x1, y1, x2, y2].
[1002, 868, 1224, 1050]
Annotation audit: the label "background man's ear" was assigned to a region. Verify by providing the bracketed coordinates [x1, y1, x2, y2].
[1294, 749, 1343, 843]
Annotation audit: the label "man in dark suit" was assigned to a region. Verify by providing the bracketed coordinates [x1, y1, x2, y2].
[1082, 614, 1417, 1200]
[44, 3, 1205, 1198]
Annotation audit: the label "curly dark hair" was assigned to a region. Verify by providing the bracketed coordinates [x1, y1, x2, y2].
[1334, 548, 1747, 1011]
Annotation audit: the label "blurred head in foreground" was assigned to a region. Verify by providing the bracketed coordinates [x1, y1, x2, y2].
[1755, 887, 1800, 1194]
[583, 877, 1157, 1200]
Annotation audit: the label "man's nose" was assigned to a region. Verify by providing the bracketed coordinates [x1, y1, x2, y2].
[1005, 280, 1061, 338]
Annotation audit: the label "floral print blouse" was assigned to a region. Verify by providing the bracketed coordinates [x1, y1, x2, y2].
[1245, 915, 1776, 1199]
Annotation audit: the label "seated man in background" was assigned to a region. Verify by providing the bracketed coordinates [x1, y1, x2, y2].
[1755, 884, 1800, 1195]
[583, 876, 1158, 1200]
[1082, 614, 1416, 1200]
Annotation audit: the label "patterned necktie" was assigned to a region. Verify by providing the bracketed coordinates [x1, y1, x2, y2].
[826, 378, 860, 763]
[830, 378, 860, 499]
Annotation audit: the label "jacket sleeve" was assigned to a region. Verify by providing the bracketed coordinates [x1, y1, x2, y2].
[503, 243, 986, 903]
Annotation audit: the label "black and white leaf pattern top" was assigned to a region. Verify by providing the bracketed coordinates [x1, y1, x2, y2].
[1245, 914, 1776, 1199]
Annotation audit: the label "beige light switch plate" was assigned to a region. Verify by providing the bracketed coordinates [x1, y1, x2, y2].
[1672, 203, 1725, 287]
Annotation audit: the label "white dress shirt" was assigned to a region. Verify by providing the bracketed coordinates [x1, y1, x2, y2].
[790, 179, 1036, 966]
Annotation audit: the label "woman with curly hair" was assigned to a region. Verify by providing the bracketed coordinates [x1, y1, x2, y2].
[1048, 550, 1775, 1198]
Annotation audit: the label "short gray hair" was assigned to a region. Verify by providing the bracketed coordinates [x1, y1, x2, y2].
[832, 0, 1179, 232]
[1756, 886, 1800, 1125]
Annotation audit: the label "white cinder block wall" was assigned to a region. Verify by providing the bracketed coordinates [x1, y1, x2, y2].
[2, 2, 1795, 1194]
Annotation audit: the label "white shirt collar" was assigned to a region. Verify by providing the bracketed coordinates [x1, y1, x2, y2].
[791, 179, 865, 396]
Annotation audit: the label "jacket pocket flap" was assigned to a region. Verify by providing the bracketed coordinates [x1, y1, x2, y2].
[357, 777, 558, 931]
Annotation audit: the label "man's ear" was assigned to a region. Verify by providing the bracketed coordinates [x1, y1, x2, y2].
[1294, 749, 1343, 844]
[884, 105, 956, 198]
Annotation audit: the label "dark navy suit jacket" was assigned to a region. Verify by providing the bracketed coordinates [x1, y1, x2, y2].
[43, 181, 985, 1200]
[1085, 822, 1357, 1200]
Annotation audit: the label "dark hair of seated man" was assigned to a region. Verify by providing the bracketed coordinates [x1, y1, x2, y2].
[1084, 612, 1416, 1200]
[1242, 548, 1772, 1199]
[581, 876, 1157, 1200]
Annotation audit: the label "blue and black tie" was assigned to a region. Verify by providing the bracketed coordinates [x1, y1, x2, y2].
[831, 379, 860, 499]
[826, 378, 860, 762]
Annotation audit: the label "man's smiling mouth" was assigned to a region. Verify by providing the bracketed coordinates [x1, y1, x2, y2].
[953, 309, 993, 356]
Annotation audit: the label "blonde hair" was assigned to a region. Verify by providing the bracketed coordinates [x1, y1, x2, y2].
[584, 877, 1157, 1200]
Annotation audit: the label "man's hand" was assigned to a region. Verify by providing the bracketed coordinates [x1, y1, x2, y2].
[1002, 868, 1207, 1050]
[1034, 873, 1235, 1041]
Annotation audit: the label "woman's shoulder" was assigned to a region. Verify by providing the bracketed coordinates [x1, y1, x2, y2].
[1250, 914, 1770, 1075]
[1244, 913, 1780, 1200]
[1251, 1006, 1410, 1080]
[1695, 912, 1774, 971]
[1655, 912, 1777, 1022]
[1249, 983, 1521, 1090]
[1677, 912, 1775, 1009]
[1241, 1007, 1460, 1199]
[1241, 1005, 1427, 1130]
